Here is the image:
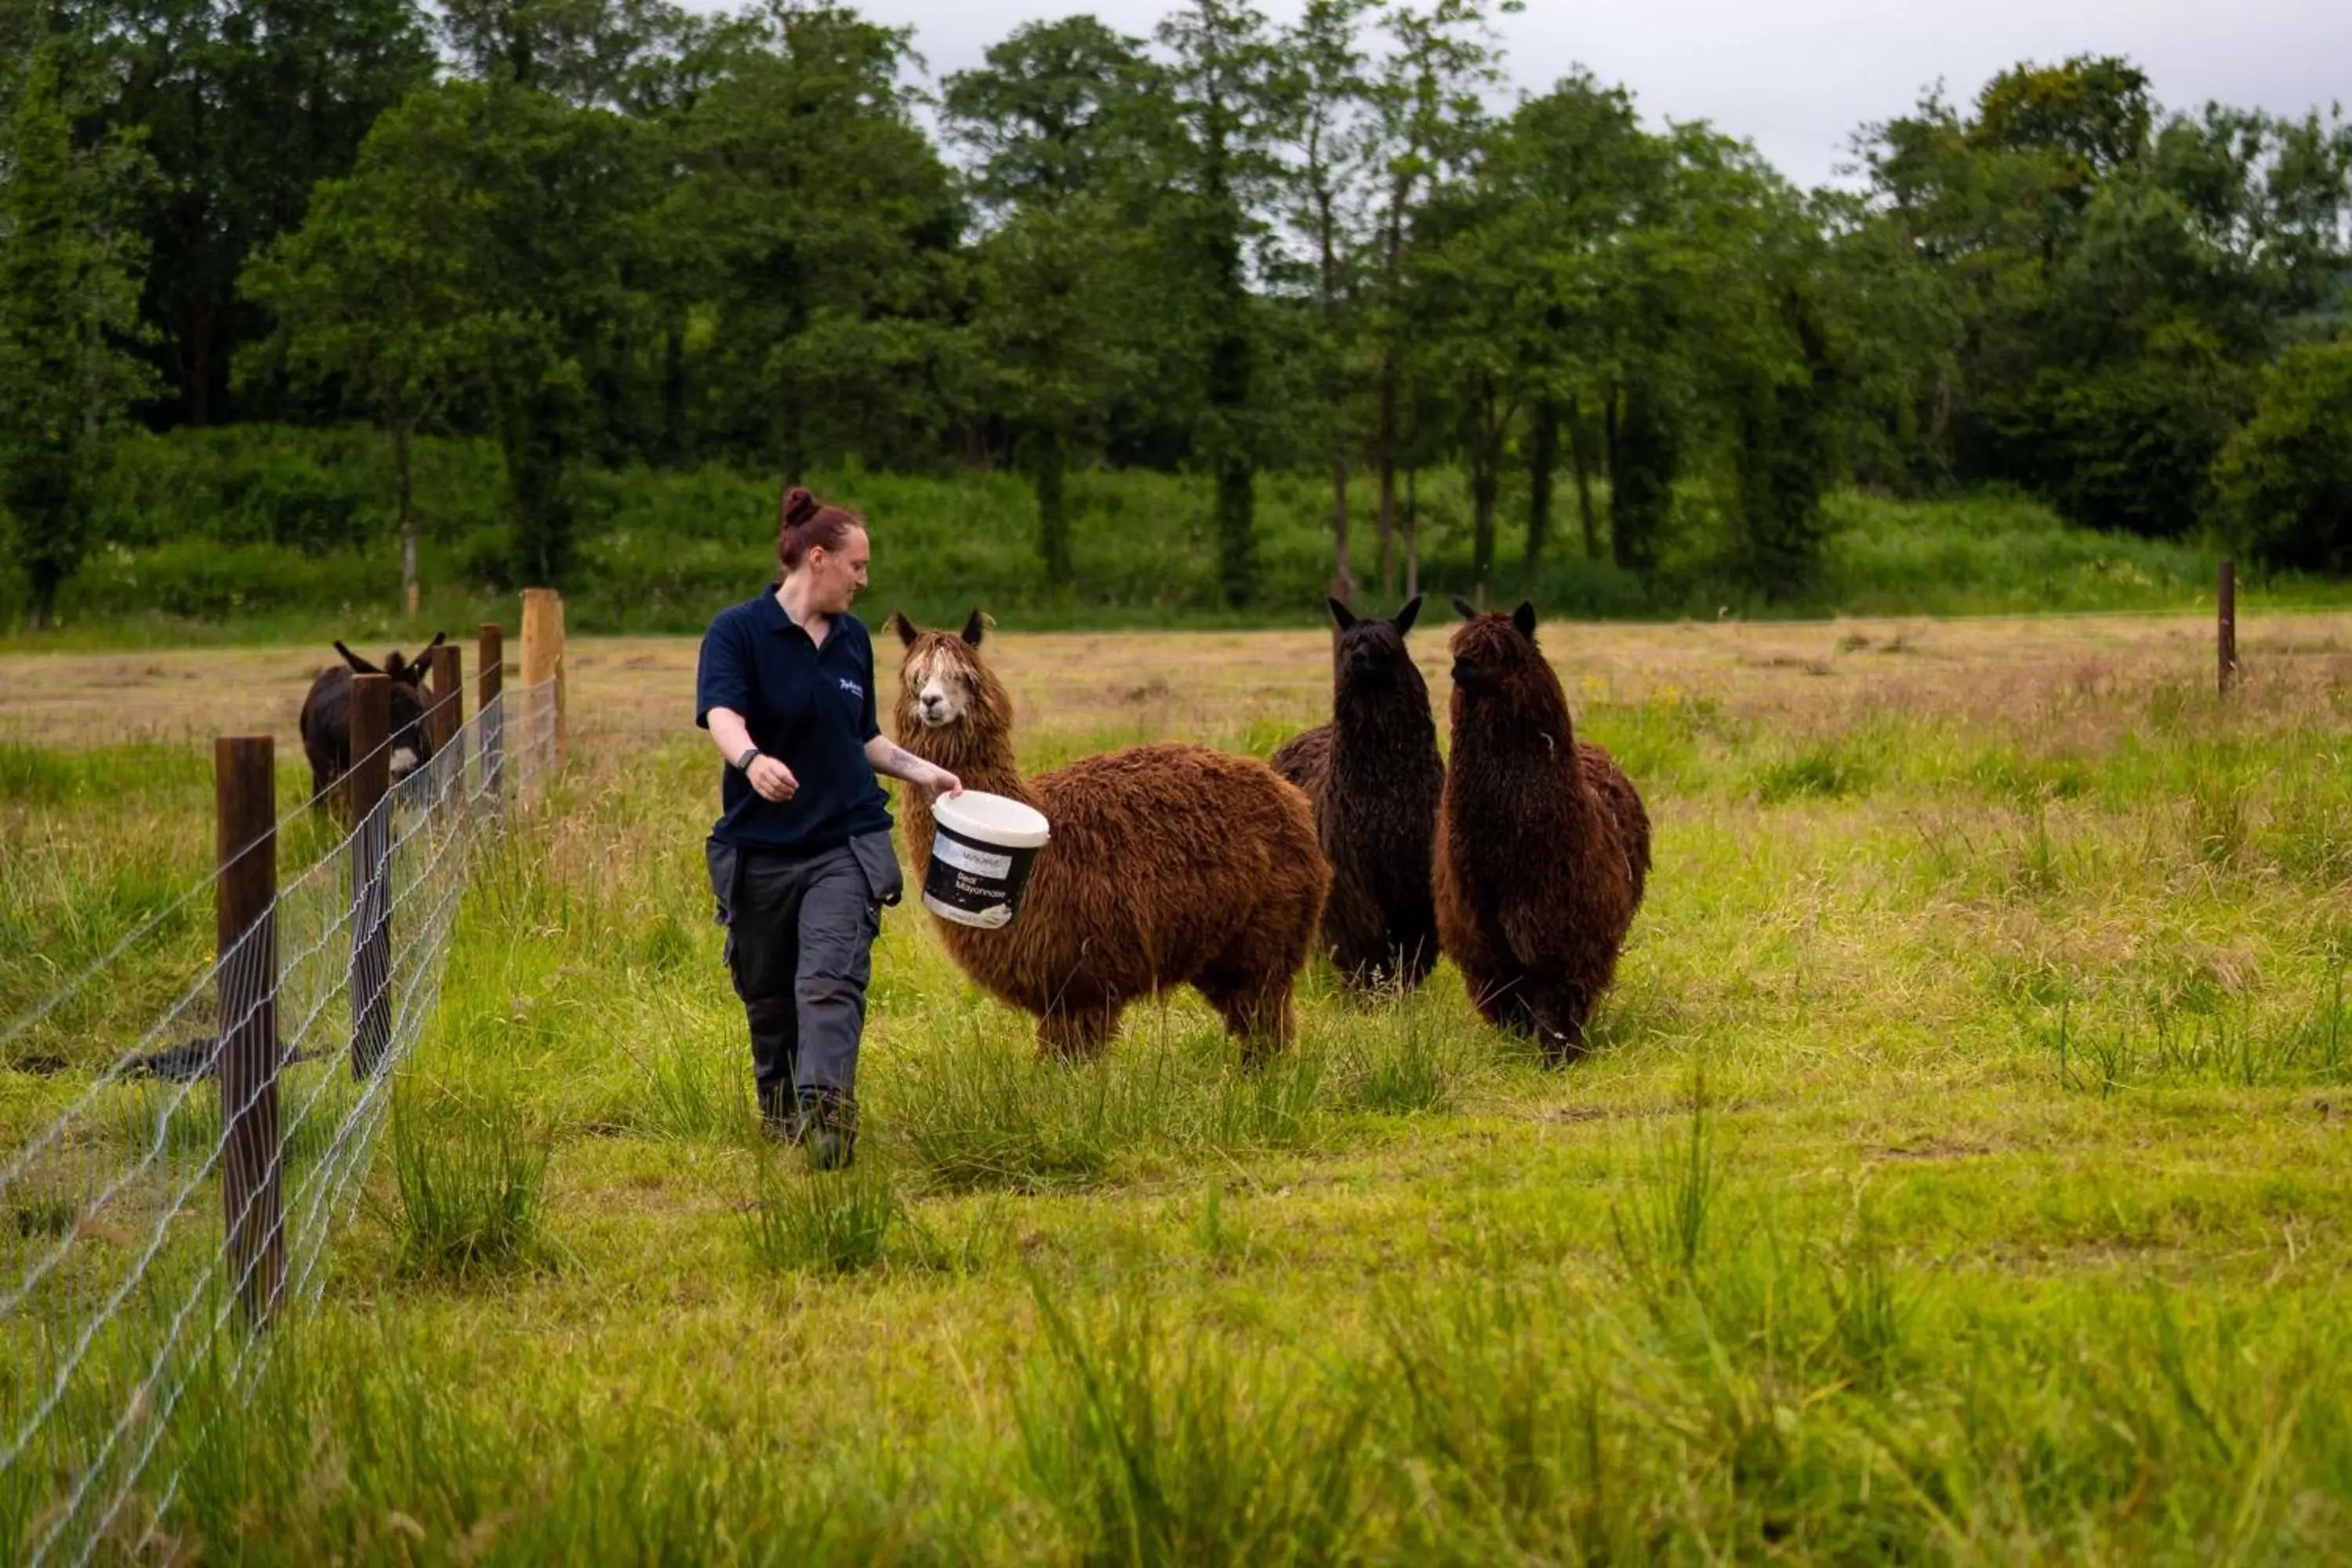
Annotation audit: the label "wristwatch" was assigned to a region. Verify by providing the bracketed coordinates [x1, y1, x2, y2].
[735, 746, 761, 771]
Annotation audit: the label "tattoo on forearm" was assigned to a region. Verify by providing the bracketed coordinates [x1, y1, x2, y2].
[882, 744, 923, 779]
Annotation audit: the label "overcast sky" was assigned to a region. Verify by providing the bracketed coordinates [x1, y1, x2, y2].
[748, 0, 2352, 189]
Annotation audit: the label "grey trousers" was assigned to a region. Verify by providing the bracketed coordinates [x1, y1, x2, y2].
[706, 834, 900, 1107]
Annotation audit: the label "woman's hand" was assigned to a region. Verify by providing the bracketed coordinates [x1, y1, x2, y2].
[747, 753, 799, 803]
[921, 762, 963, 801]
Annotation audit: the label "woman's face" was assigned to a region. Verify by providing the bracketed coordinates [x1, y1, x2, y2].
[800, 526, 870, 615]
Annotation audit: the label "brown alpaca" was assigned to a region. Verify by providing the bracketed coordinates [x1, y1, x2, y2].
[1435, 599, 1651, 1062]
[885, 610, 1330, 1060]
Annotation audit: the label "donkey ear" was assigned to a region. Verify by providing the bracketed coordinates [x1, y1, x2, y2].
[335, 641, 380, 676]
[424, 630, 447, 652]
[884, 610, 919, 649]
[960, 608, 986, 648]
[1326, 596, 1358, 631]
[383, 652, 408, 681]
[1451, 596, 1479, 621]
[1512, 601, 1537, 640]
[1392, 595, 1423, 637]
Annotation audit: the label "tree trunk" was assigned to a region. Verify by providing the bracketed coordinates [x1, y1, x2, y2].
[1330, 460, 1352, 604]
[1524, 396, 1559, 591]
[1375, 366, 1398, 597]
[1604, 383, 1622, 542]
[1468, 379, 1502, 608]
[1403, 466, 1420, 602]
[1216, 457, 1254, 609]
[1471, 455, 1497, 610]
[1031, 423, 1070, 588]
[395, 421, 419, 618]
[662, 319, 691, 467]
[187, 298, 213, 426]
[1570, 392, 1600, 561]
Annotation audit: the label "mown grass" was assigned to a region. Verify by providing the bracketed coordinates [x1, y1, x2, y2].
[5, 624, 2352, 1562]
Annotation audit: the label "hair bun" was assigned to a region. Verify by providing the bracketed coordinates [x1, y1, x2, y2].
[782, 486, 820, 530]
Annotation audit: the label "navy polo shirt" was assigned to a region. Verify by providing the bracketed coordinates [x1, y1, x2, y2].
[695, 590, 891, 852]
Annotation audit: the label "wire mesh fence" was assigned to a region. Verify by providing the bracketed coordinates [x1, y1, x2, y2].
[0, 668, 561, 1566]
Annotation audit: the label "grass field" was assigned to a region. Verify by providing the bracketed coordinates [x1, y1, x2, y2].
[5, 609, 2352, 1563]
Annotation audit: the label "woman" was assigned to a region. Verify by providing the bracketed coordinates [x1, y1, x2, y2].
[696, 485, 960, 1167]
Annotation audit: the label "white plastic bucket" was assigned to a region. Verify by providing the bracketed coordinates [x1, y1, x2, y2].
[923, 791, 1051, 929]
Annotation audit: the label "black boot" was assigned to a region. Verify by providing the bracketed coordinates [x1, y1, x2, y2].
[799, 1088, 857, 1171]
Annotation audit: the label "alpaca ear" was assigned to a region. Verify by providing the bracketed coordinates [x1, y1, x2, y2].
[335, 641, 381, 676]
[885, 610, 918, 648]
[960, 608, 986, 648]
[1512, 601, 1537, 640]
[1451, 596, 1479, 621]
[1392, 595, 1423, 637]
[1326, 597, 1357, 631]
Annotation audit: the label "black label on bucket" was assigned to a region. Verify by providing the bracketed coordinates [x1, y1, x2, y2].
[924, 822, 1042, 929]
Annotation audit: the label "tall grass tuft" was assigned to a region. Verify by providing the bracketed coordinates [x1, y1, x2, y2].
[1014, 1281, 1369, 1566]
[1610, 1073, 1723, 1291]
[883, 1026, 1152, 1192]
[631, 1038, 743, 1142]
[387, 1080, 551, 1279]
[1374, 1279, 1635, 1563]
[745, 1151, 904, 1276]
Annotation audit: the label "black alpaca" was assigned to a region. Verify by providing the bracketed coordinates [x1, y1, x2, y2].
[1270, 595, 1446, 991]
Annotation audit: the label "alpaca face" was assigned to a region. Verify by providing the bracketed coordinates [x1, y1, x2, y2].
[905, 642, 978, 728]
[886, 609, 996, 735]
[1327, 593, 1424, 691]
[1447, 601, 1542, 695]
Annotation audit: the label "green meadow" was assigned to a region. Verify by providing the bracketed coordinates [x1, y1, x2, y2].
[5, 619, 2352, 1563]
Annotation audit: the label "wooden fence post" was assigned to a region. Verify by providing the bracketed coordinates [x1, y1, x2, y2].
[477, 623, 504, 811]
[428, 641, 463, 816]
[521, 588, 560, 793]
[348, 675, 393, 1079]
[216, 735, 283, 1327]
[2218, 559, 2238, 697]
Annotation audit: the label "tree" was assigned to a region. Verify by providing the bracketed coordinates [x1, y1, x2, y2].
[1275, 0, 1379, 601]
[243, 152, 484, 615]
[1361, 0, 1513, 597]
[946, 16, 1156, 588]
[0, 33, 149, 627]
[279, 81, 656, 588]
[53, 0, 437, 426]
[1154, 0, 1287, 608]
[1444, 71, 1657, 595]
[1861, 56, 2352, 533]
[675, 4, 963, 481]
[2216, 341, 2352, 572]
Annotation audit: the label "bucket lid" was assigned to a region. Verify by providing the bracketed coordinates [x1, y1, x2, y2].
[934, 789, 1051, 848]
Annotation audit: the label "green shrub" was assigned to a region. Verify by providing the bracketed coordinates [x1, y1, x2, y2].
[2216, 341, 2352, 574]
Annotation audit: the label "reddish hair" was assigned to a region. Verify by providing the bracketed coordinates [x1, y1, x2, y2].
[777, 485, 864, 572]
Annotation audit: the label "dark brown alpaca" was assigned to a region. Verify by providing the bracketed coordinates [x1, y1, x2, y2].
[886, 610, 1329, 1060]
[1435, 599, 1650, 1062]
[1271, 594, 1444, 991]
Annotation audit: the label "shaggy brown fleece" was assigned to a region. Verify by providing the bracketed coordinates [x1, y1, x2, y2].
[1434, 599, 1651, 1061]
[886, 611, 1329, 1060]
[1270, 595, 1444, 991]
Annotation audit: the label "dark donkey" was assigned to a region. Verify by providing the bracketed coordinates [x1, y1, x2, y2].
[298, 633, 446, 814]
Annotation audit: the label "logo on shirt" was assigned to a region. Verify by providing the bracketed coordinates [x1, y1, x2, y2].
[837, 677, 863, 700]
